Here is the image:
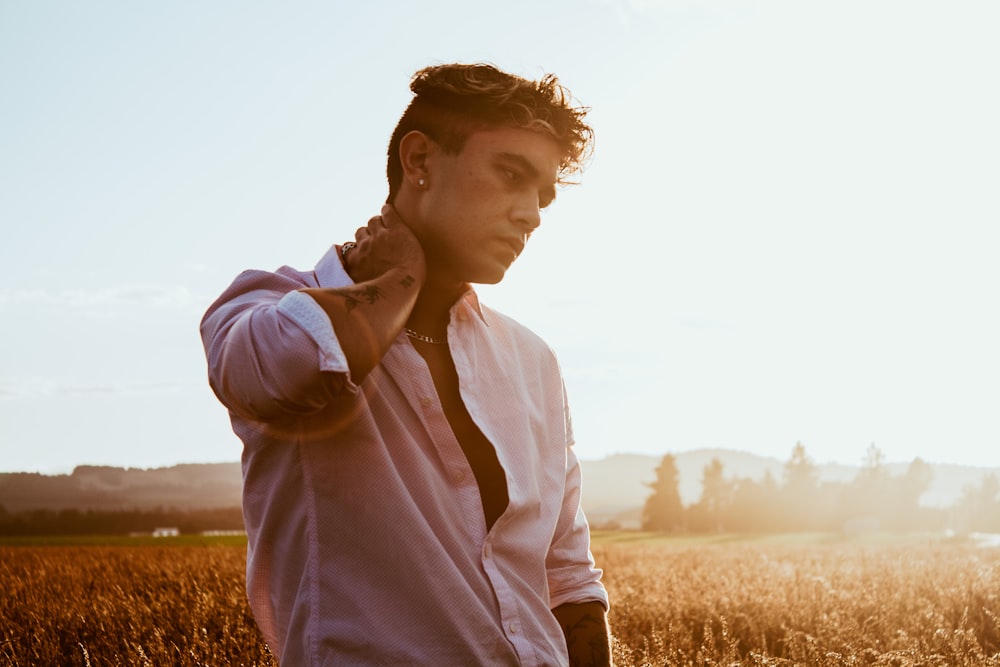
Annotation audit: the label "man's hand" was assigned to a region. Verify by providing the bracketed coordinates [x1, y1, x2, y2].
[342, 205, 426, 286]
[300, 205, 426, 383]
[552, 601, 612, 667]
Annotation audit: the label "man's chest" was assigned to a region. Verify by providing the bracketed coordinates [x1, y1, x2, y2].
[414, 342, 509, 529]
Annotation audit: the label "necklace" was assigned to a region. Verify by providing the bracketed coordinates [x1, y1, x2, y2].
[404, 328, 448, 345]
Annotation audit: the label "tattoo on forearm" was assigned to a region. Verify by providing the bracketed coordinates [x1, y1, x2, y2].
[561, 611, 611, 667]
[343, 285, 386, 312]
[399, 275, 415, 289]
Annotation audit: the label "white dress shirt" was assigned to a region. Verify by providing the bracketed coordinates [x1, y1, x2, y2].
[201, 244, 607, 666]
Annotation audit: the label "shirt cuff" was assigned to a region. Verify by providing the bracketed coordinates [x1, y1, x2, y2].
[277, 290, 350, 374]
[550, 583, 610, 612]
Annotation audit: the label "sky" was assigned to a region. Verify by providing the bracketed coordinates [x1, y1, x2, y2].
[2, 0, 998, 474]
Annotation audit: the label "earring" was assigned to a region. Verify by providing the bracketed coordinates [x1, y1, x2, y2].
[418, 178, 426, 188]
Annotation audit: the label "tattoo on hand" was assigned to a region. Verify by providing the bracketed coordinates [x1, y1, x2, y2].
[343, 285, 386, 312]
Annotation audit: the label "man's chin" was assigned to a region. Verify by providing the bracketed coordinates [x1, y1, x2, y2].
[472, 275, 504, 286]
[461, 259, 510, 286]
[478, 264, 511, 285]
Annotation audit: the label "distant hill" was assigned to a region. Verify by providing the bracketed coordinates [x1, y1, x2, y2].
[2, 452, 996, 528]
[0, 463, 242, 512]
[578, 449, 1000, 528]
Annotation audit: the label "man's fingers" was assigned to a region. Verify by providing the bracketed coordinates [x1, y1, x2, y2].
[380, 204, 400, 227]
[342, 206, 426, 283]
[366, 214, 389, 234]
[381, 204, 416, 233]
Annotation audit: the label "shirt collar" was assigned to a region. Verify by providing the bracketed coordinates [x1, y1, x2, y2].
[313, 243, 490, 326]
[457, 287, 489, 326]
[315, 244, 354, 288]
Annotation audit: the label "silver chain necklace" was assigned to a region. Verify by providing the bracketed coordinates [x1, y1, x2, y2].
[404, 328, 448, 345]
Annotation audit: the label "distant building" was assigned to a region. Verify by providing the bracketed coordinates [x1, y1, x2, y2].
[152, 527, 180, 537]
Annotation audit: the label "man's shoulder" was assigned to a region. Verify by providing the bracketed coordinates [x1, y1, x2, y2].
[218, 244, 339, 298]
[225, 264, 316, 293]
[203, 264, 317, 320]
[480, 304, 556, 358]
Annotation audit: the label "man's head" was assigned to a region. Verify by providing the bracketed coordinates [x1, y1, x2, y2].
[386, 63, 593, 204]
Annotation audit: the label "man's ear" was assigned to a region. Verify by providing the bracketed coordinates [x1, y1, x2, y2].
[398, 131, 434, 190]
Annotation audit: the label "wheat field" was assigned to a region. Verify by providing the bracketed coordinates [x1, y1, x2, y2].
[2, 535, 998, 666]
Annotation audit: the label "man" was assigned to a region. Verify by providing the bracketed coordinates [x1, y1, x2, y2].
[201, 63, 610, 666]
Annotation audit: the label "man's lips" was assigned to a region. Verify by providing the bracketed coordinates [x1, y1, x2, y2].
[502, 236, 526, 260]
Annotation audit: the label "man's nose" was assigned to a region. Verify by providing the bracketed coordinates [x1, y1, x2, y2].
[513, 197, 542, 232]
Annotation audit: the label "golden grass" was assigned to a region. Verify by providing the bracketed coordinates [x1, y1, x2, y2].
[1, 545, 273, 666]
[2, 537, 999, 665]
[597, 539, 1000, 666]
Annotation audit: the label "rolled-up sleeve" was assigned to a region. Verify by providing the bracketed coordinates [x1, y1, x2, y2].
[200, 269, 355, 421]
[276, 291, 350, 373]
[545, 445, 609, 610]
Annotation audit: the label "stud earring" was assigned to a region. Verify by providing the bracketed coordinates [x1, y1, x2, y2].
[418, 178, 426, 188]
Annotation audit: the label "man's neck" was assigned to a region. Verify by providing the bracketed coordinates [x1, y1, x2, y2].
[390, 195, 468, 336]
[407, 274, 467, 337]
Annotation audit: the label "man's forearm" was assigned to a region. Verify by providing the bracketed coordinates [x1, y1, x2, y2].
[301, 266, 421, 383]
[299, 205, 426, 384]
[552, 601, 611, 667]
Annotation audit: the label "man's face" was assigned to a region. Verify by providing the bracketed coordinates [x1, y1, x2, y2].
[416, 126, 563, 285]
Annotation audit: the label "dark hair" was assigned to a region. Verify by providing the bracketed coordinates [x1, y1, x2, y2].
[386, 63, 593, 203]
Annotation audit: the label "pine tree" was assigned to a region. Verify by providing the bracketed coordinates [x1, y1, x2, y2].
[892, 457, 933, 530]
[783, 441, 818, 495]
[641, 454, 685, 532]
[694, 458, 731, 533]
[781, 441, 819, 530]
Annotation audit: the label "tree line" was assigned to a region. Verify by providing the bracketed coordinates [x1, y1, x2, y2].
[0, 506, 245, 537]
[642, 443, 1000, 534]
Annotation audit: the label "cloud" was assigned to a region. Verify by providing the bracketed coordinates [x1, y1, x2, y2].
[0, 285, 194, 309]
[0, 378, 197, 400]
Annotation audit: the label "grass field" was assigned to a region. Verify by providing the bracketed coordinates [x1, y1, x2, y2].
[2, 533, 998, 666]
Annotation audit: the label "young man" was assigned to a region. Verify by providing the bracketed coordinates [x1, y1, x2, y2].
[201, 63, 610, 666]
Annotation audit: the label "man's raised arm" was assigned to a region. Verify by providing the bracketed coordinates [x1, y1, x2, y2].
[301, 205, 425, 384]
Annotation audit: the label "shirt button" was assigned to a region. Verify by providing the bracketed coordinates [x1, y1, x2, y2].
[508, 622, 518, 634]
[420, 396, 432, 407]
[457, 311, 467, 321]
[452, 470, 465, 482]
[483, 544, 491, 559]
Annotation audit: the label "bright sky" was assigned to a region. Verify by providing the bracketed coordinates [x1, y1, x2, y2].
[2, 1, 998, 473]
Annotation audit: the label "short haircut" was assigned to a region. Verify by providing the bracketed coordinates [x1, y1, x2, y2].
[386, 63, 593, 203]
